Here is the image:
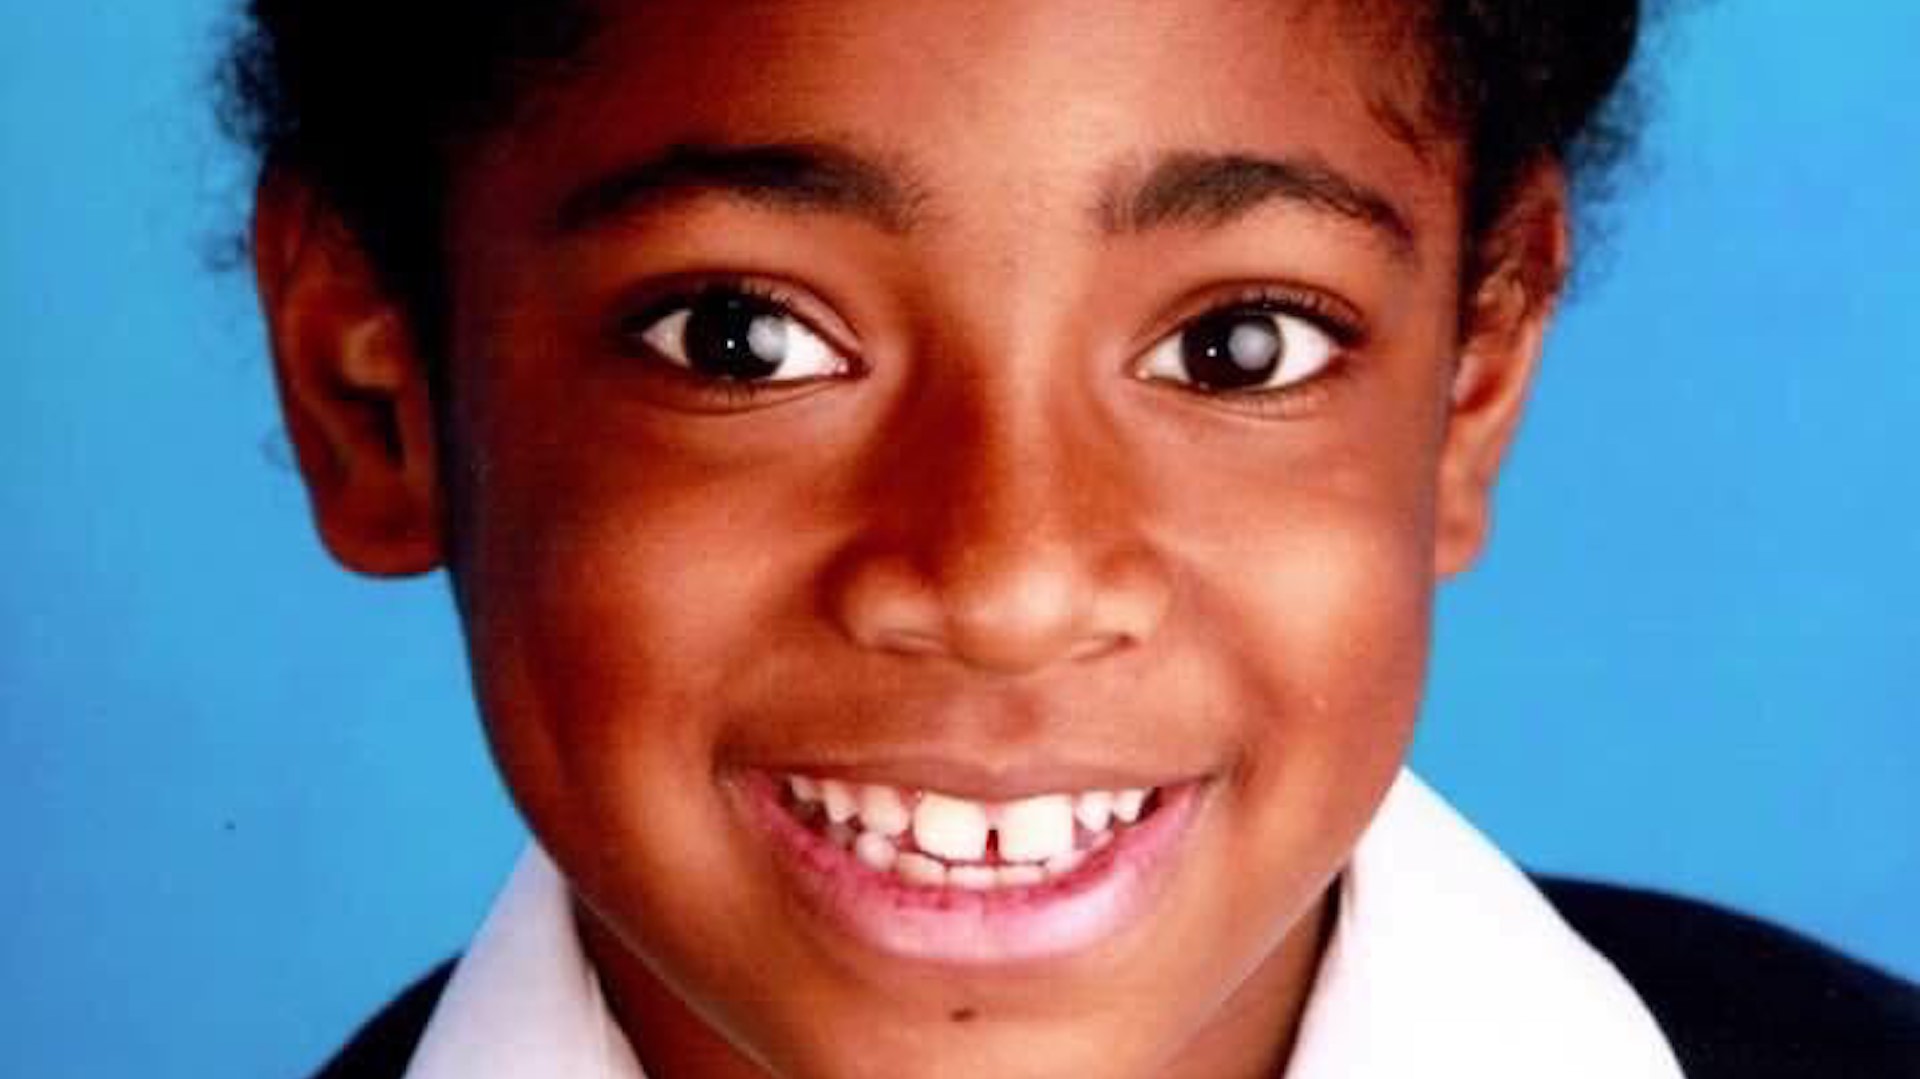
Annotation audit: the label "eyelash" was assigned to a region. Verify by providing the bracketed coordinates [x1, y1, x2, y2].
[613, 278, 1363, 413]
[1145, 285, 1364, 417]
[613, 278, 843, 406]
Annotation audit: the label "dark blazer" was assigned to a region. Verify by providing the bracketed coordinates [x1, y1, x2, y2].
[312, 878, 1920, 1078]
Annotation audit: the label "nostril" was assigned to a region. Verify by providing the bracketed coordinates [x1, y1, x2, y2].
[826, 505, 1174, 673]
[870, 629, 948, 657]
[1064, 633, 1133, 663]
[830, 540, 1174, 673]
[829, 550, 950, 653]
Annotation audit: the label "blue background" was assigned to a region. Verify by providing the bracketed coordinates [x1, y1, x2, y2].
[2, 1, 1914, 1075]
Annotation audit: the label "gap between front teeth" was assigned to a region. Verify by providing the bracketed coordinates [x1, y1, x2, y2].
[785, 775, 1152, 889]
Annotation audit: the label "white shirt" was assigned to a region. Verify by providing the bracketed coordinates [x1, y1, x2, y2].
[403, 771, 1686, 1078]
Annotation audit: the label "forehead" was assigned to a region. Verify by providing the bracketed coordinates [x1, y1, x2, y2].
[460, 0, 1457, 242]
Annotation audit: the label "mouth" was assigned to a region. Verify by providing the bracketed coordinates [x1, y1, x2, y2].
[734, 768, 1207, 965]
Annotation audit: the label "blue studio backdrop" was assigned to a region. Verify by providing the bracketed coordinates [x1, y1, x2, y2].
[1, 2, 1915, 1077]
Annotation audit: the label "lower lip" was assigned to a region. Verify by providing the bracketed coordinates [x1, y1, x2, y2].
[733, 773, 1206, 965]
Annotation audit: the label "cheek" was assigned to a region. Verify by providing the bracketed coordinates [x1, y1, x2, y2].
[1148, 439, 1438, 912]
[1168, 481, 1435, 784]
[1221, 514, 1433, 819]
[1225, 509, 1433, 724]
[1141, 398, 1442, 741]
[444, 426, 847, 1012]
[455, 441, 791, 744]
[443, 395, 815, 880]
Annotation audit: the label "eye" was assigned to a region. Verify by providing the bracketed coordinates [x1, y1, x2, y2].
[1137, 304, 1342, 394]
[629, 286, 850, 383]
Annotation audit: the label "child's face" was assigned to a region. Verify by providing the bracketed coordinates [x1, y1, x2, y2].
[272, 0, 1553, 1075]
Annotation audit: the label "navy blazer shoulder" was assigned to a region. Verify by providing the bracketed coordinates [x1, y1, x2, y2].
[311, 878, 1920, 1078]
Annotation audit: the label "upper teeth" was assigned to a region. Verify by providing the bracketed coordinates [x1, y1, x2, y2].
[914, 792, 992, 861]
[857, 784, 911, 837]
[1074, 790, 1114, 831]
[783, 774, 1155, 887]
[993, 794, 1076, 863]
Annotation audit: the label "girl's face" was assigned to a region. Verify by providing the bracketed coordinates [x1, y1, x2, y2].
[278, 0, 1552, 1075]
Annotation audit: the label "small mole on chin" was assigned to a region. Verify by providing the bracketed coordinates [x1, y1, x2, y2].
[949, 1007, 978, 1024]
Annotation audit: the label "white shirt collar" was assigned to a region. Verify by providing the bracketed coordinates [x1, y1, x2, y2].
[403, 770, 1684, 1079]
[401, 843, 646, 1079]
[1283, 772, 1684, 1078]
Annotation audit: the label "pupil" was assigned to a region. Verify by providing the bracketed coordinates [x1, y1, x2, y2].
[1181, 312, 1283, 390]
[683, 293, 788, 379]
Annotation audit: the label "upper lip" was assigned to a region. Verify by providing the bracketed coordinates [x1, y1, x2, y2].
[730, 754, 1206, 802]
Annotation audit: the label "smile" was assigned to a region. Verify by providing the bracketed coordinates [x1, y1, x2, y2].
[736, 768, 1206, 964]
[786, 775, 1155, 886]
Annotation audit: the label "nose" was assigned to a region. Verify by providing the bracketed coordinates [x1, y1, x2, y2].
[826, 381, 1172, 676]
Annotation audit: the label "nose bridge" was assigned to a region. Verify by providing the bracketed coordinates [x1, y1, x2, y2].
[892, 233, 1110, 566]
[828, 346, 1171, 674]
[920, 370, 1080, 572]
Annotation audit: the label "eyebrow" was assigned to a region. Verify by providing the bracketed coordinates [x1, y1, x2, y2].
[554, 140, 926, 235]
[1096, 151, 1416, 257]
[554, 140, 1416, 258]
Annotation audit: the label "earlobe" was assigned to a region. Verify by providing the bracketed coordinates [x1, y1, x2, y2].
[1433, 167, 1570, 579]
[253, 170, 445, 577]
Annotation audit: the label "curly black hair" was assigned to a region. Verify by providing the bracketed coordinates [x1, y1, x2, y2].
[218, 0, 1649, 342]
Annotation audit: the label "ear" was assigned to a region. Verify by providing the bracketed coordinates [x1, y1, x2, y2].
[253, 170, 445, 576]
[1433, 165, 1570, 579]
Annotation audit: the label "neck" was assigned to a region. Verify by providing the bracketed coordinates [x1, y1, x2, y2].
[1159, 884, 1338, 1079]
